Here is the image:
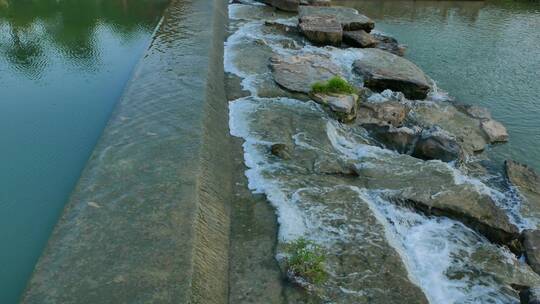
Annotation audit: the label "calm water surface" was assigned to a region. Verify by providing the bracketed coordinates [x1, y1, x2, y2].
[0, 0, 167, 302]
[337, 0, 540, 170]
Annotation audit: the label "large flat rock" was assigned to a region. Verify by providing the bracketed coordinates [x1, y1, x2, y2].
[270, 53, 342, 93]
[299, 6, 375, 31]
[299, 14, 342, 46]
[353, 48, 431, 100]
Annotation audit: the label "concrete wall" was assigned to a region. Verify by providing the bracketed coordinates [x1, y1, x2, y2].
[21, 0, 231, 302]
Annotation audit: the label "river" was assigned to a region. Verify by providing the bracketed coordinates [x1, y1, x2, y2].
[0, 0, 167, 302]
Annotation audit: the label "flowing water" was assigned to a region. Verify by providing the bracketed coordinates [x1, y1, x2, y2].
[227, 1, 540, 303]
[0, 1, 167, 302]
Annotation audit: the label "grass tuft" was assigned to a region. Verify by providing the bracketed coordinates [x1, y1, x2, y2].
[284, 238, 327, 285]
[311, 76, 356, 95]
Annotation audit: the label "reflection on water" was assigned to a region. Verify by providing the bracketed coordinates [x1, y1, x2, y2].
[0, 0, 167, 303]
[0, 0, 167, 78]
[336, 0, 540, 171]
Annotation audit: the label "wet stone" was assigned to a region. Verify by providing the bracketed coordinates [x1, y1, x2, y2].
[262, 0, 299, 12]
[299, 6, 375, 31]
[362, 124, 419, 154]
[311, 93, 358, 122]
[271, 143, 292, 159]
[353, 48, 431, 100]
[372, 33, 407, 56]
[522, 230, 540, 275]
[481, 119, 509, 143]
[506, 160, 540, 228]
[409, 101, 489, 154]
[270, 53, 343, 94]
[299, 14, 343, 46]
[412, 133, 463, 162]
[356, 101, 410, 127]
[343, 30, 378, 48]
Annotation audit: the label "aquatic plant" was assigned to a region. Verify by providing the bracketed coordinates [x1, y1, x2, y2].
[311, 76, 356, 95]
[284, 238, 327, 285]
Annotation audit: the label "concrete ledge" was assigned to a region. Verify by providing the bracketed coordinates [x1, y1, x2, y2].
[21, 0, 231, 302]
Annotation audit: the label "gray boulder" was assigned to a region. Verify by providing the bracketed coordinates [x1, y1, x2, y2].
[523, 230, 540, 275]
[262, 0, 299, 12]
[410, 101, 489, 154]
[412, 134, 463, 163]
[456, 104, 493, 120]
[506, 160, 540, 227]
[299, 14, 342, 46]
[299, 6, 375, 31]
[311, 93, 358, 122]
[372, 33, 407, 56]
[357, 101, 409, 127]
[353, 48, 431, 100]
[271, 143, 292, 159]
[455, 103, 509, 144]
[481, 119, 509, 143]
[362, 124, 419, 154]
[343, 30, 378, 48]
[270, 54, 342, 93]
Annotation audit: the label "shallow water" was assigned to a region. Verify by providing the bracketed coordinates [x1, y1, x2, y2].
[0, 1, 167, 302]
[335, 0, 540, 171]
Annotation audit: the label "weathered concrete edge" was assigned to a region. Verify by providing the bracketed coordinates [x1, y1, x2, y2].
[21, 0, 231, 302]
[190, 0, 231, 302]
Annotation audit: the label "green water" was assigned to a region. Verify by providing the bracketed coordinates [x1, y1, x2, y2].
[337, 0, 540, 171]
[0, 0, 167, 302]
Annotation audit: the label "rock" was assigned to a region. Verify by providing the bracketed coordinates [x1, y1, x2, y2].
[409, 101, 489, 154]
[523, 230, 540, 275]
[412, 134, 463, 163]
[356, 101, 410, 127]
[353, 48, 431, 100]
[270, 54, 342, 94]
[481, 119, 509, 143]
[455, 104, 493, 120]
[505, 160, 540, 227]
[262, 0, 299, 12]
[299, 6, 375, 31]
[398, 186, 520, 247]
[299, 0, 331, 6]
[271, 143, 292, 159]
[264, 21, 300, 35]
[372, 33, 407, 56]
[343, 30, 378, 48]
[311, 93, 358, 122]
[520, 286, 540, 304]
[362, 124, 419, 154]
[299, 14, 342, 46]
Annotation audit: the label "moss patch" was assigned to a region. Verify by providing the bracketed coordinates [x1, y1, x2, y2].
[311, 76, 356, 95]
[284, 238, 327, 285]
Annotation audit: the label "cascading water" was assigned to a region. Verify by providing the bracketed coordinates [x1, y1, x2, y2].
[226, 3, 540, 303]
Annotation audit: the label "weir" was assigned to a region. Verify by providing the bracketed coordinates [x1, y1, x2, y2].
[21, 0, 231, 302]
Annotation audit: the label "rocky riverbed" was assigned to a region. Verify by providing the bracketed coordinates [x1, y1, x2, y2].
[226, 1, 540, 303]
